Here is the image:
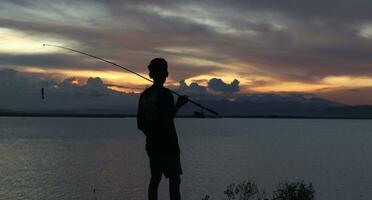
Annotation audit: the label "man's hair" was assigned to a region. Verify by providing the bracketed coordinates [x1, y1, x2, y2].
[148, 58, 168, 74]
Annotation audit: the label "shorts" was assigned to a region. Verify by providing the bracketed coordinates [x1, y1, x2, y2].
[149, 154, 183, 178]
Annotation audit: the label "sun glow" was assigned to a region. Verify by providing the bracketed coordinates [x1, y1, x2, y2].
[18, 66, 372, 96]
[20, 67, 151, 87]
[322, 76, 372, 87]
[70, 79, 79, 85]
[249, 75, 372, 93]
[0, 28, 77, 54]
[107, 86, 142, 93]
[250, 82, 329, 93]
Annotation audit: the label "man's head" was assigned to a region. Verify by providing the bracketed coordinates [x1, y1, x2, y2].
[148, 58, 168, 86]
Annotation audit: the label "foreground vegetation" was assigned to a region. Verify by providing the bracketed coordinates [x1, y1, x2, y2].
[202, 180, 314, 200]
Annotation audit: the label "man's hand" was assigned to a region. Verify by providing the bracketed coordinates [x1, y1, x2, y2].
[176, 95, 189, 108]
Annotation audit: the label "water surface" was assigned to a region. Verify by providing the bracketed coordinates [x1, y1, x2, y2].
[0, 117, 371, 200]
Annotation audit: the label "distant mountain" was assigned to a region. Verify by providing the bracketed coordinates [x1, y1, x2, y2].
[178, 94, 344, 117]
[320, 105, 372, 118]
[1, 94, 372, 118]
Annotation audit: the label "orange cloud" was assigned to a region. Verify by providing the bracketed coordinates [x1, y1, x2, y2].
[20, 67, 151, 86]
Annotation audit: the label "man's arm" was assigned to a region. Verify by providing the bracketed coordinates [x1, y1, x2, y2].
[173, 95, 188, 117]
[137, 94, 144, 130]
[137, 94, 151, 137]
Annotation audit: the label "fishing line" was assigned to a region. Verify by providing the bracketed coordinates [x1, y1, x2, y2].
[43, 44, 218, 115]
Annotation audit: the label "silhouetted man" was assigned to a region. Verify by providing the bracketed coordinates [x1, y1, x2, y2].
[137, 58, 188, 200]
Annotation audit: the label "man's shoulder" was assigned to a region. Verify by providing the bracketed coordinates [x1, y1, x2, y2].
[141, 86, 172, 95]
[162, 87, 173, 95]
[140, 87, 154, 97]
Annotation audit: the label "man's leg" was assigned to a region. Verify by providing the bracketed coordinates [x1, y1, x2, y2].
[148, 174, 162, 200]
[169, 175, 181, 200]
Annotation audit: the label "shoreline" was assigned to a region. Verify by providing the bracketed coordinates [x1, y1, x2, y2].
[1, 113, 372, 120]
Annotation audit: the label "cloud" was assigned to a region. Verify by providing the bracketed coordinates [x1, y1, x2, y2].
[0, 69, 39, 95]
[1, 1, 368, 82]
[208, 78, 240, 93]
[86, 77, 105, 88]
[0, 53, 82, 68]
[177, 77, 240, 100]
[0, 69, 139, 112]
[0, 69, 244, 113]
[2, 0, 372, 104]
[2, 68, 372, 116]
[178, 80, 207, 96]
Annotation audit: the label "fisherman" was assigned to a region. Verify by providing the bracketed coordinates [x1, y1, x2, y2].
[137, 58, 188, 200]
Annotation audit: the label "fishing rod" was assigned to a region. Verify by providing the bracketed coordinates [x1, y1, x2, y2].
[43, 44, 219, 116]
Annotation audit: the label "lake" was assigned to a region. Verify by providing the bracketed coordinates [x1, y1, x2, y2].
[0, 117, 371, 200]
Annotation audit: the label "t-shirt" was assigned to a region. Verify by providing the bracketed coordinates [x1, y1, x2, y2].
[137, 86, 180, 155]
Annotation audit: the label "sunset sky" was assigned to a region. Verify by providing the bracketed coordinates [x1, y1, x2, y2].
[1, 0, 372, 105]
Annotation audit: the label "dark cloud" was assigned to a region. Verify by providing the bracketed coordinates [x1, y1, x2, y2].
[86, 77, 104, 88]
[178, 80, 207, 96]
[0, 53, 80, 68]
[177, 78, 240, 99]
[208, 78, 240, 93]
[235, 1, 372, 22]
[0, 69, 39, 95]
